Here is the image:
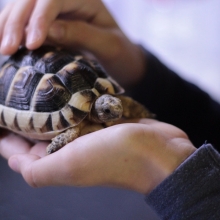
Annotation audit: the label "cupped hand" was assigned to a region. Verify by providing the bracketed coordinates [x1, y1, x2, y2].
[0, 0, 145, 87]
[0, 119, 196, 194]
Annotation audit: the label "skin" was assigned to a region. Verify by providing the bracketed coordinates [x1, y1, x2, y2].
[0, 0, 146, 87]
[0, 119, 196, 193]
[0, 0, 196, 194]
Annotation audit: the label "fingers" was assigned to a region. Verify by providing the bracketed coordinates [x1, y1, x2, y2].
[119, 118, 189, 138]
[6, 125, 134, 188]
[0, 2, 13, 53]
[25, 0, 63, 49]
[47, 18, 145, 86]
[7, 140, 95, 187]
[0, 0, 36, 54]
[0, 0, 63, 53]
[5, 121, 196, 193]
[0, 130, 48, 159]
[9, 145, 93, 188]
[47, 19, 117, 58]
[0, 133, 32, 159]
[9, 154, 41, 187]
[29, 141, 48, 157]
[0, 0, 142, 86]
[0, 0, 115, 55]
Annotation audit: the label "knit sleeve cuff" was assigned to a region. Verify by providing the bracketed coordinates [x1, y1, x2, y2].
[145, 144, 220, 219]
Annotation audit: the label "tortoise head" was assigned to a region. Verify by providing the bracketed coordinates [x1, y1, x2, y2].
[90, 94, 123, 123]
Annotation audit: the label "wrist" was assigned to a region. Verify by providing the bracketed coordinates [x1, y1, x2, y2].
[121, 122, 197, 194]
[142, 141, 196, 194]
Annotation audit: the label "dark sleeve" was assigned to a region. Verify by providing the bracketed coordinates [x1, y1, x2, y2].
[128, 49, 220, 150]
[145, 144, 220, 220]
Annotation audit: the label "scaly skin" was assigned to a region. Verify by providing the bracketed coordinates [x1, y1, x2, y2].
[46, 126, 80, 154]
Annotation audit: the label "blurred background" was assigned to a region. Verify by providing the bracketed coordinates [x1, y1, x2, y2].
[103, 0, 220, 103]
[0, 0, 219, 220]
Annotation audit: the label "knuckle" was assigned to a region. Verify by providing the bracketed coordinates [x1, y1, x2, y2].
[34, 14, 46, 23]
[33, 14, 48, 27]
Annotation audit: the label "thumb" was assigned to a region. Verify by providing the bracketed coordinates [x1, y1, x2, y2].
[9, 154, 41, 187]
[8, 152, 72, 188]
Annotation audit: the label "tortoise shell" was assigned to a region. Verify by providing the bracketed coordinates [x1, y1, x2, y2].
[0, 46, 124, 140]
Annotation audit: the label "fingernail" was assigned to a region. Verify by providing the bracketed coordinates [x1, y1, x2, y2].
[26, 29, 41, 46]
[9, 157, 20, 173]
[1, 34, 15, 50]
[48, 23, 65, 41]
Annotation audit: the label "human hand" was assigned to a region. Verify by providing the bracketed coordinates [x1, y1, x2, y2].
[0, 119, 196, 194]
[0, 0, 145, 87]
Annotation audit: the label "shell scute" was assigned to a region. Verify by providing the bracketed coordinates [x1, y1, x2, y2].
[31, 74, 71, 112]
[34, 50, 74, 73]
[0, 46, 125, 140]
[56, 111, 71, 130]
[0, 109, 6, 126]
[56, 61, 97, 94]
[40, 114, 53, 133]
[61, 104, 87, 126]
[6, 66, 43, 110]
[7, 46, 54, 67]
[0, 63, 18, 105]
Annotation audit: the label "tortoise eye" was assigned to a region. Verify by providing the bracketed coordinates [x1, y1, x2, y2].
[103, 108, 111, 114]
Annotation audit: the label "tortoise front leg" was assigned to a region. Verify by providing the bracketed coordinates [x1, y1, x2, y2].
[46, 126, 80, 154]
[117, 95, 154, 119]
[46, 121, 105, 154]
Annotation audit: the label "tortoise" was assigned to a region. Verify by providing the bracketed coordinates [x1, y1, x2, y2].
[0, 46, 152, 154]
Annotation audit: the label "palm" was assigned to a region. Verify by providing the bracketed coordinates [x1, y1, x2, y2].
[0, 119, 195, 194]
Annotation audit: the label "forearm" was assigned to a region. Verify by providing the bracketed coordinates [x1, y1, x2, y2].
[145, 144, 220, 219]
